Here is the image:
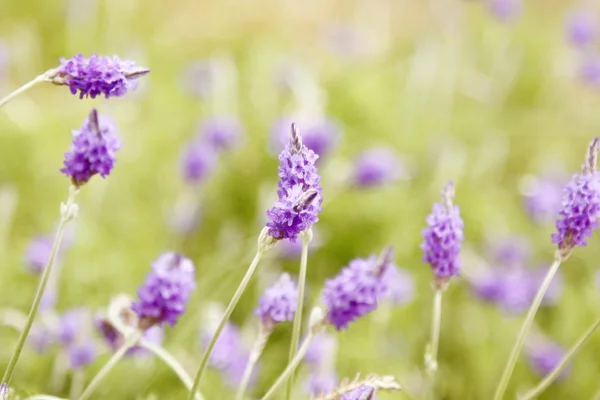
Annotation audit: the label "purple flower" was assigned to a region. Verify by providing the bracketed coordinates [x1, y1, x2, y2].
[24, 235, 56, 274]
[61, 109, 121, 187]
[200, 116, 244, 152]
[322, 254, 389, 330]
[95, 316, 123, 351]
[421, 182, 464, 280]
[28, 324, 54, 353]
[488, 0, 521, 22]
[523, 175, 564, 225]
[305, 371, 338, 396]
[352, 148, 408, 188]
[380, 264, 415, 305]
[526, 340, 570, 379]
[270, 116, 341, 160]
[50, 53, 149, 99]
[180, 137, 217, 184]
[255, 273, 298, 326]
[552, 138, 600, 254]
[580, 56, 600, 88]
[566, 10, 597, 48]
[0, 383, 7, 400]
[68, 340, 97, 369]
[342, 386, 376, 400]
[132, 252, 196, 328]
[58, 307, 88, 346]
[305, 332, 337, 367]
[266, 124, 323, 241]
[486, 235, 531, 267]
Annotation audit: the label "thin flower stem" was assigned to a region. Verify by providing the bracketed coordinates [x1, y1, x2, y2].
[188, 250, 264, 400]
[493, 257, 562, 400]
[78, 331, 141, 400]
[426, 288, 443, 400]
[236, 323, 272, 400]
[138, 339, 204, 400]
[0, 74, 48, 109]
[261, 333, 314, 400]
[285, 230, 311, 400]
[520, 315, 600, 400]
[1, 186, 78, 385]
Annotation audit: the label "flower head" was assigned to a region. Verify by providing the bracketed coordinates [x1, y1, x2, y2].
[566, 10, 597, 48]
[421, 181, 464, 281]
[266, 123, 323, 241]
[0, 383, 8, 400]
[341, 386, 376, 400]
[201, 116, 244, 152]
[352, 148, 408, 188]
[28, 323, 54, 353]
[552, 138, 600, 257]
[24, 235, 54, 274]
[180, 137, 217, 184]
[485, 235, 531, 267]
[322, 249, 391, 330]
[58, 307, 88, 346]
[488, 0, 521, 22]
[580, 56, 600, 88]
[522, 174, 564, 225]
[68, 340, 97, 369]
[255, 273, 298, 326]
[526, 339, 570, 379]
[61, 109, 121, 187]
[50, 53, 149, 99]
[270, 116, 341, 160]
[132, 252, 196, 328]
[95, 316, 122, 350]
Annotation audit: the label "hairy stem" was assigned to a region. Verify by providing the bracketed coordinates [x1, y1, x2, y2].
[0, 74, 48, 109]
[493, 257, 562, 400]
[188, 250, 264, 399]
[236, 323, 272, 400]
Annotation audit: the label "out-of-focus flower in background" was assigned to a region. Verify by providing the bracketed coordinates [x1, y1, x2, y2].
[566, 10, 597, 48]
[351, 148, 410, 189]
[487, 0, 522, 22]
[270, 116, 341, 160]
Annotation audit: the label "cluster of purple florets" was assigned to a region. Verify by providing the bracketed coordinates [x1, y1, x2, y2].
[132, 252, 196, 328]
[266, 125, 323, 241]
[52, 53, 149, 99]
[255, 273, 298, 326]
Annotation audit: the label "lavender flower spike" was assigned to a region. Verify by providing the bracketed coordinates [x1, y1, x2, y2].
[255, 273, 298, 327]
[48, 53, 149, 99]
[421, 181, 464, 284]
[132, 252, 196, 329]
[322, 249, 390, 330]
[0, 383, 7, 400]
[552, 138, 600, 259]
[266, 123, 323, 241]
[61, 109, 121, 188]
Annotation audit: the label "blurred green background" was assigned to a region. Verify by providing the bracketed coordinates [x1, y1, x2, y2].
[2, 0, 600, 399]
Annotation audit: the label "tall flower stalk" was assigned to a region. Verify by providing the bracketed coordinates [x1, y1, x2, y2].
[1, 185, 78, 386]
[494, 138, 600, 400]
[421, 181, 464, 399]
[189, 123, 322, 399]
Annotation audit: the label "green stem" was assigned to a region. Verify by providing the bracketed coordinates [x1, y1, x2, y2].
[78, 332, 141, 400]
[493, 256, 562, 400]
[1, 186, 77, 385]
[0, 74, 48, 109]
[426, 288, 443, 400]
[236, 323, 272, 400]
[261, 333, 314, 400]
[188, 250, 264, 400]
[285, 230, 311, 400]
[138, 339, 204, 400]
[520, 315, 600, 400]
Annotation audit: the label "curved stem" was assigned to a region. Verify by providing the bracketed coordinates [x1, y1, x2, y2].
[78, 332, 141, 400]
[426, 288, 443, 399]
[261, 333, 314, 400]
[285, 231, 311, 400]
[493, 257, 562, 400]
[0, 74, 48, 109]
[138, 339, 204, 400]
[236, 323, 272, 400]
[520, 315, 600, 400]
[188, 250, 264, 400]
[1, 186, 77, 385]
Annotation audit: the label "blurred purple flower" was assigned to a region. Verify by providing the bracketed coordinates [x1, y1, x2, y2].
[580, 56, 600, 87]
[62, 109, 121, 187]
[486, 235, 531, 267]
[488, 0, 521, 22]
[40, 286, 57, 312]
[266, 124, 323, 241]
[523, 176, 564, 225]
[28, 324, 54, 354]
[24, 235, 54, 274]
[255, 273, 298, 326]
[526, 340, 570, 379]
[305, 371, 338, 397]
[305, 332, 337, 367]
[58, 307, 88, 346]
[322, 254, 388, 330]
[200, 116, 244, 152]
[552, 139, 600, 253]
[566, 10, 597, 48]
[132, 252, 196, 328]
[0, 383, 7, 400]
[352, 148, 408, 188]
[68, 340, 97, 369]
[180, 137, 217, 184]
[270, 116, 341, 160]
[342, 386, 376, 400]
[181, 59, 213, 98]
[50, 53, 149, 99]
[95, 316, 122, 351]
[421, 182, 464, 280]
[380, 264, 415, 305]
